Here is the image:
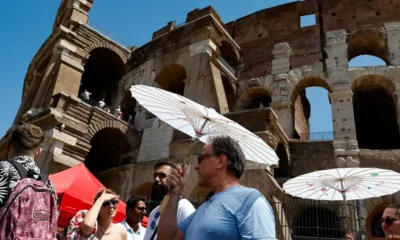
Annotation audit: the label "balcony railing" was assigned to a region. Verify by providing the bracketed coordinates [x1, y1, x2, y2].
[296, 132, 334, 141]
[87, 21, 131, 50]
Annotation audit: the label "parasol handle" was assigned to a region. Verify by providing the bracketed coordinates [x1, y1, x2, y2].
[342, 193, 352, 235]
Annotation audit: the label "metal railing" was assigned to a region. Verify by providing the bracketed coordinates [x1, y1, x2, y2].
[87, 21, 132, 50]
[139, 195, 364, 240]
[296, 132, 334, 141]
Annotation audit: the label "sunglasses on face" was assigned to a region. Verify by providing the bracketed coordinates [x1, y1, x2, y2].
[102, 199, 119, 207]
[136, 207, 146, 211]
[380, 217, 400, 226]
[197, 154, 217, 164]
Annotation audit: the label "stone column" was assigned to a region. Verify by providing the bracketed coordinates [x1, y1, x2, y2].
[329, 89, 360, 167]
[271, 42, 292, 75]
[271, 101, 293, 137]
[325, 30, 348, 74]
[31, 49, 62, 109]
[385, 22, 400, 65]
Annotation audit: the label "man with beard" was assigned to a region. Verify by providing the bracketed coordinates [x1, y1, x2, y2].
[143, 162, 195, 240]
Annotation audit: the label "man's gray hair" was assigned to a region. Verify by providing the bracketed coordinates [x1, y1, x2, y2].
[209, 135, 245, 179]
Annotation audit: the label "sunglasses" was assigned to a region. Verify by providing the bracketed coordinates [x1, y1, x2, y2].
[197, 154, 217, 164]
[380, 217, 400, 226]
[136, 207, 146, 211]
[102, 199, 119, 207]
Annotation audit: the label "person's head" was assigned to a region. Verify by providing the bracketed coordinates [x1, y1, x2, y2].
[151, 161, 176, 201]
[94, 189, 119, 220]
[6, 123, 44, 159]
[126, 196, 146, 224]
[381, 204, 400, 236]
[195, 135, 245, 188]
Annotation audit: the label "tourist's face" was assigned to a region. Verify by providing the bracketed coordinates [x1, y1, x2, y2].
[99, 198, 119, 220]
[381, 208, 400, 236]
[128, 201, 147, 223]
[195, 144, 218, 188]
[151, 165, 171, 200]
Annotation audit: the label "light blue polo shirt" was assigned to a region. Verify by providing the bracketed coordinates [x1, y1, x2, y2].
[178, 185, 276, 240]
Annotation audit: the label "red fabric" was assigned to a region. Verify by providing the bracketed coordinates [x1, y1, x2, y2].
[49, 163, 126, 229]
[142, 216, 148, 228]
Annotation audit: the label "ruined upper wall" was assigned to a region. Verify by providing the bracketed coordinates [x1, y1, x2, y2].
[228, 0, 400, 79]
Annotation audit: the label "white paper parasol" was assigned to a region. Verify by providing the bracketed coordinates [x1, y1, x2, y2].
[283, 168, 400, 201]
[130, 84, 279, 166]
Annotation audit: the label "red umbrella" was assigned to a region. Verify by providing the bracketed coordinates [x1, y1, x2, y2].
[49, 163, 126, 228]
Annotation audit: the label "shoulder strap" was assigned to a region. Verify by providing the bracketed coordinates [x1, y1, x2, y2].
[150, 227, 158, 240]
[6, 160, 28, 179]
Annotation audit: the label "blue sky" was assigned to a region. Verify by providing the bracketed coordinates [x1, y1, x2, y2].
[0, 0, 385, 136]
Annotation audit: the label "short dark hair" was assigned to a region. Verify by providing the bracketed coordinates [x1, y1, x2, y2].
[210, 135, 245, 179]
[126, 196, 146, 215]
[9, 123, 44, 152]
[154, 161, 176, 170]
[387, 203, 400, 217]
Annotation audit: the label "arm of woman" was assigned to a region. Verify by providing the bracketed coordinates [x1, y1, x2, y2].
[80, 191, 118, 236]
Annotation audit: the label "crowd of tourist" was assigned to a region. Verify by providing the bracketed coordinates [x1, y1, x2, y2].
[0, 123, 399, 239]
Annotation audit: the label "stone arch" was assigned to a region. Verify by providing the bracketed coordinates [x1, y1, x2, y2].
[290, 77, 332, 139]
[87, 119, 128, 140]
[219, 40, 241, 68]
[80, 47, 125, 107]
[291, 77, 331, 103]
[347, 28, 389, 64]
[366, 206, 386, 239]
[293, 206, 343, 239]
[351, 74, 400, 149]
[154, 64, 186, 95]
[238, 85, 272, 109]
[84, 41, 128, 63]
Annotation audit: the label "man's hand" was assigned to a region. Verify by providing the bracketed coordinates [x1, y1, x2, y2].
[345, 234, 354, 240]
[167, 164, 187, 196]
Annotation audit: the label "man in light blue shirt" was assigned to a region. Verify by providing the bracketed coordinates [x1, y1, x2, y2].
[157, 135, 276, 240]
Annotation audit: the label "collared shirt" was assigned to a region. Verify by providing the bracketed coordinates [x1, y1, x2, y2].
[120, 219, 146, 240]
[0, 156, 58, 209]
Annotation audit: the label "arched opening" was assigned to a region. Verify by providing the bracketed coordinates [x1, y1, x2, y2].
[291, 78, 332, 140]
[349, 55, 387, 67]
[347, 29, 389, 65]
[274, 143, 290, 181]
[154, 64, 186, 95]
[219, 41, 239, 76]
[120, 91, 137, 124]
[240, 86, 272, 110]
[368, 210, 386, 238]
[85, 128, 133, 173]
[293, 206, 343, 239]
[352, 75, 400, 149]
[79, 48, 125, 107]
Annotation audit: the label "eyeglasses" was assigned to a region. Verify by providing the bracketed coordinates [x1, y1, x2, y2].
[102, 199, 119, 207]
[380, 217, 400, 226]
[197, 154, 217, 164]
[150, 211, 160, 230]
[136, 207, 146, 211]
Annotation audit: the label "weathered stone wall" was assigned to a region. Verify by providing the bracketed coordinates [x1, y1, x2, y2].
[289, 140, 336, 177]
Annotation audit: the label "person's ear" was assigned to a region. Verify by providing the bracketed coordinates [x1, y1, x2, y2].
[35, 147, 42, 158]
[217, 155, 227, 169]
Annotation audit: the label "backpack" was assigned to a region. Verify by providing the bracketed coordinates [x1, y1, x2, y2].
[0, 160, 58, 239]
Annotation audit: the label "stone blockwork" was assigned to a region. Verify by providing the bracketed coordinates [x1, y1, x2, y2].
[3, 0, 400, 238]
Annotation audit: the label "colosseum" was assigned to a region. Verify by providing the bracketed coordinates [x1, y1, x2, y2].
[2, 0, 400, 239]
